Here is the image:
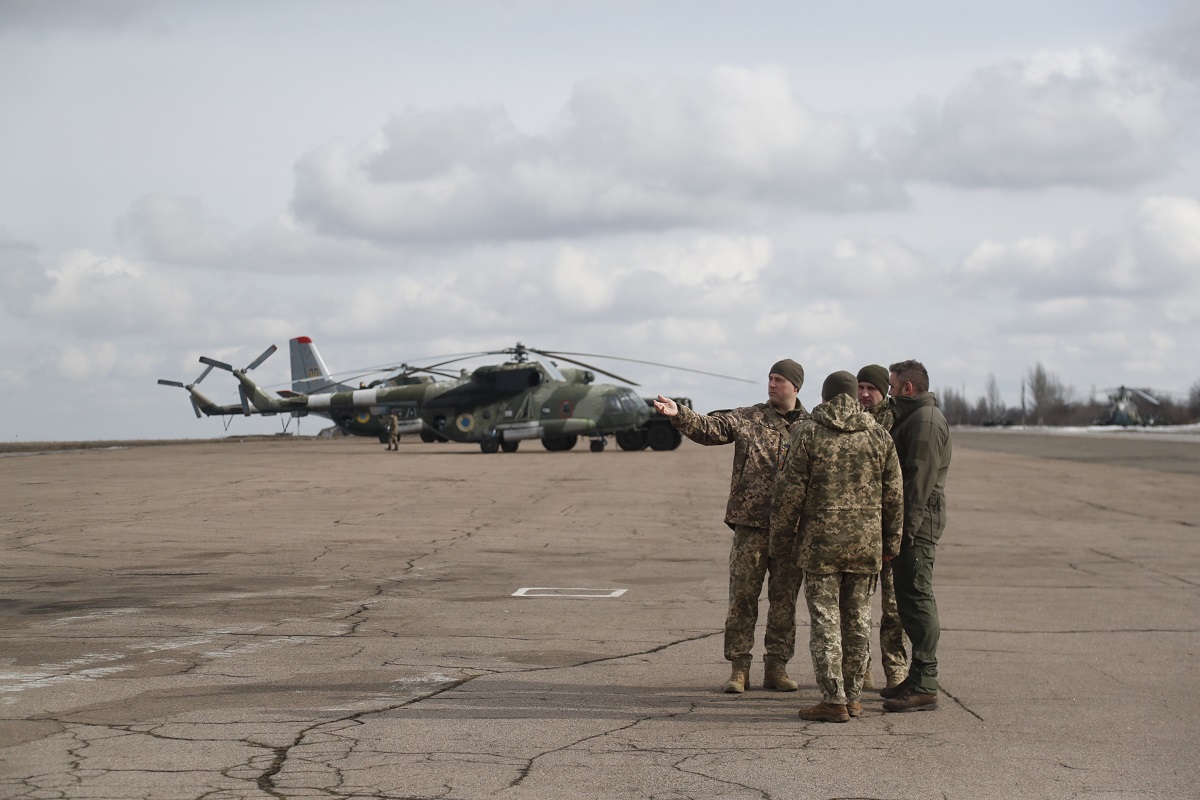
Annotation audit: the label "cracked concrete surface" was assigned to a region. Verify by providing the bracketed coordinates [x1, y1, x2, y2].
[1, 432, 1198, 799]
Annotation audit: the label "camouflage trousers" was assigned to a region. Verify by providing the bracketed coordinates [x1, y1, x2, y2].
[878, 560, 909, 685]
[725, 525, 803, 665]
[804, 571, 874, 705]
[387, 432, 399, 450]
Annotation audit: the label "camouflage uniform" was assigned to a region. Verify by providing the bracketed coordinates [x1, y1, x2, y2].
[672, 401, 807, 670]
[387, 413, 400, 450]
[889, 392, 952, 695]
[770, 393, 903, 705]
[866, 401, 907, 687]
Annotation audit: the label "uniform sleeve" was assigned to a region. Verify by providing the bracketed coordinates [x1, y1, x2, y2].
[769, 426, 809, 560]
[901, 413, 948, 537]
[671, 404, 740, 446]
[881, 439, 904, 556]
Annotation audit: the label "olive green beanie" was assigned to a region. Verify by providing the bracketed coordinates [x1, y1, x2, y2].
[769, 359, 805, 391]
[856, 364, 889, 396]
[821, 370, 859, 402]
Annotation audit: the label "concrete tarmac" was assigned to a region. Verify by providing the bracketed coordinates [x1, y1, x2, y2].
[1, 431, 1197, 799]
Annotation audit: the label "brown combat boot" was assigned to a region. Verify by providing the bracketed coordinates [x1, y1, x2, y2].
[798, 702, 850, 723]
[846, 701, 863, 718]
[880, 679, 911, 699]
[882, 687, 938, 713]
[723, 657, 751, 694]
[763, 659, 798, 692]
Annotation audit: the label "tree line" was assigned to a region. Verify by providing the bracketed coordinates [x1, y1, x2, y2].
[938, 363, 1200, 427]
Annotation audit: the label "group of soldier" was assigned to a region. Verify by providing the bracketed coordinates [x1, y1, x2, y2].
[653, 357, 951, 722]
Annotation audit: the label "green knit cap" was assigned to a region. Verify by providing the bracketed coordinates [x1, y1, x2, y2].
[769, 359, 805, 391]
[856, 364, 889, 396]
[821, 370, 858, 402]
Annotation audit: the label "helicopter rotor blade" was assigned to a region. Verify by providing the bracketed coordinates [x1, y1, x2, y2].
[189, 396, 203, 419]
[1135, 389, 1161, 405]
[538, 350, 756, 384]
[158, 379, 186, 388]
[194, 364, 214, 385]
[238, 385, 251, 416]
[244, 344, 277, 372]
[530, 350, 637, 385]
[200, 356, 234, 372]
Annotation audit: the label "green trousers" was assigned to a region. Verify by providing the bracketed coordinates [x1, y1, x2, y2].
[891, 535, 940, 694]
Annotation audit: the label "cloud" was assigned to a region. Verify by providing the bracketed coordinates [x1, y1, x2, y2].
[955, 195, 1200, 299]
[770, 235, 942, 299]
[1136, 5, 1200, 81]
[878, 48, 1174, 189]
[0, 0, 159, 33]
[28, 249, 192, 334]
[289, 66, 904, 243]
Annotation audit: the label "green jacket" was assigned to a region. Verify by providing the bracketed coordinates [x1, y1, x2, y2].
[768, 393, 903, 574]
[672, 401, 808, 530]
[889, 392, 952, 542]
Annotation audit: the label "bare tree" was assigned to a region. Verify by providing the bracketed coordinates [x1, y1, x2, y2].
[983, 373, 1006, 423]
[1189, 379, 1200, 419]
[940, 387, 969, 425]
[1027, 363, 1073, 424]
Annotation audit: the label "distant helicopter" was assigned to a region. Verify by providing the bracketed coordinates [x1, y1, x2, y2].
[1095, 386, 1161, 427]
[157, 360, 264, 429]
[201, 337, 748, 453]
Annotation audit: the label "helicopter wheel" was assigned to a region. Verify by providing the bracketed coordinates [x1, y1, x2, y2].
[500, 440, 519, 453]
[589, 438, 606, 453]
[480, 438, 500, 454]
[542, 434, 578, 452]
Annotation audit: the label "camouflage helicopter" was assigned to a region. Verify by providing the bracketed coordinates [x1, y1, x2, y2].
[202, 337, 745, 453]
[1095, 385, 1161, 427]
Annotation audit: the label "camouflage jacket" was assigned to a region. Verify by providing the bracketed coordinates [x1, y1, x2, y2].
[889, 392, 952, 542]
[866, 400, 894, 431]
[768, 393, 903, 574]
[672, 401, 808, 530]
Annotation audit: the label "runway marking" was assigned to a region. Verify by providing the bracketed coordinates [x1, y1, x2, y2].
[512, 587, 627, 598]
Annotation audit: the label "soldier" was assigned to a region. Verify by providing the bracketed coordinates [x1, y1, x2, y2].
[386, 412, 400, 451]
[857, 363, 908, 692]
[769, 371, 902, 723]
[654, 359, 808, 694]
[880, 359, 952, 713]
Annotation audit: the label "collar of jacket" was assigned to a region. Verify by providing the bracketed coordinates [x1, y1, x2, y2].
[890, 391, 938, 421]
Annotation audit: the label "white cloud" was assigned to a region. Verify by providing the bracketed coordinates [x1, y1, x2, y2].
[288, 67, 903, 243]
[56, 341, 118, 381]
[879, 47, 1174, 189]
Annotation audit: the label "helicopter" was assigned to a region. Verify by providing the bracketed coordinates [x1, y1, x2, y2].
[1094, 386, 1161, 427]
[200, 337, 733, 453]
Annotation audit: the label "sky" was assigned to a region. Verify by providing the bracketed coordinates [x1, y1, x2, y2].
[2, 0, 1198, 441]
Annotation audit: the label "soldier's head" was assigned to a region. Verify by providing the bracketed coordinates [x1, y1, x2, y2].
[856, 364, 889, 409]
[767, 359, 804, 411]
[889, 359, 929, 397]
[821, 371, 858, 403]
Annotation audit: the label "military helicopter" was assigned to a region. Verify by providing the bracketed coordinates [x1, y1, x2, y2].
[201, 337, 744, 453]
[1094, 386, 1161, 427]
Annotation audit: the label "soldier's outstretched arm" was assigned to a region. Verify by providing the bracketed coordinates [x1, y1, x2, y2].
[653, 395, 678, 416]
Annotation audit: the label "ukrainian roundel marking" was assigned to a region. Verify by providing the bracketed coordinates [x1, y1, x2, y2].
[355, 411, 372, 424]
[456, 413, 474, 432]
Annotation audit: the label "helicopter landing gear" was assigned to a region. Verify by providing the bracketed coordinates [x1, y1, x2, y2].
[500, 439, 520, 453]
[480, 437, 500, 454]
[589, 437, 607, 453]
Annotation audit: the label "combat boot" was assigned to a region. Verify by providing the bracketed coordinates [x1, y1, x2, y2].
[880, 679, 911, 699]
[798, 702, 850, 723]
[882, 687, 938, 713]
[846, 701, 863, 718]
[723, 657, 751, 694]
[763, 658, 798, 692]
